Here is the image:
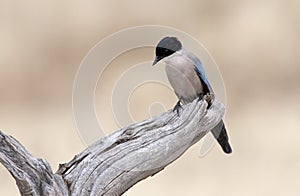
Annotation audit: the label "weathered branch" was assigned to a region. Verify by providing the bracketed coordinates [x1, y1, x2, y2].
[0, 98, 224, 195]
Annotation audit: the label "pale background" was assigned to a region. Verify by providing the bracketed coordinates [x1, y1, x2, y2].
[1, 0, 300, 195]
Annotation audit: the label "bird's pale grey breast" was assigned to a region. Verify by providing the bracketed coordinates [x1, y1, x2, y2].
[164, 49, 203, 104]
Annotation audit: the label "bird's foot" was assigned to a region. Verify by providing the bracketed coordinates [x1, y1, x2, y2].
[205, 93, 214, 108]
[198, 93, 214, 109]
[173, 100, 182, 116]
[198, 93, 205, 101]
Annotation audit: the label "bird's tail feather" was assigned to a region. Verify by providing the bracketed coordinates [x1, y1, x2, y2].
[211, 120, 232, 154]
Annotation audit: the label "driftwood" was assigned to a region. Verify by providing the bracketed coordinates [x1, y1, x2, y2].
[0, 97, 224, 196]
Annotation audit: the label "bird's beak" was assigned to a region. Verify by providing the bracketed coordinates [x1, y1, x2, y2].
[152, 56, 162, 66]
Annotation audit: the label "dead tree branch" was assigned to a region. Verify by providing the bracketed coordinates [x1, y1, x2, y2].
[0, 98, 224, 195]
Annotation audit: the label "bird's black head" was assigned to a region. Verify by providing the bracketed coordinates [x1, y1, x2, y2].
[153, 37, 182, 65]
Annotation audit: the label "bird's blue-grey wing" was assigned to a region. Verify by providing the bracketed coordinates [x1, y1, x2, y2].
[186, 52, 214, 93]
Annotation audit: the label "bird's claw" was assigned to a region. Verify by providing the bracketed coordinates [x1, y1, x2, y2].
[173, 100, 182, 116]
[205, 93, 214, 105]
[198, 93, 205, 101]
[198, 93, 214, 109]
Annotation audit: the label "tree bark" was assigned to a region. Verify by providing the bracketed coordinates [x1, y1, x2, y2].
[0, 98, 224, 196]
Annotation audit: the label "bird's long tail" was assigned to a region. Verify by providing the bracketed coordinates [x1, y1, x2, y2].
[211, 120, 232, 154]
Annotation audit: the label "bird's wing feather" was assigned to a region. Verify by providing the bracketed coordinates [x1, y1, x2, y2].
[185, 51, 214, 94]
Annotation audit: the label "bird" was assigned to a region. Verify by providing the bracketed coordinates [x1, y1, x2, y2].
[152, 36, 232, 154]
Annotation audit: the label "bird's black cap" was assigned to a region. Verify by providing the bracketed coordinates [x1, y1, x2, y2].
[153, 37, 182, 65]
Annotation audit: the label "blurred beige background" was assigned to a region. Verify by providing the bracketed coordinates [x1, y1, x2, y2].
[1, 0, 300, 195]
